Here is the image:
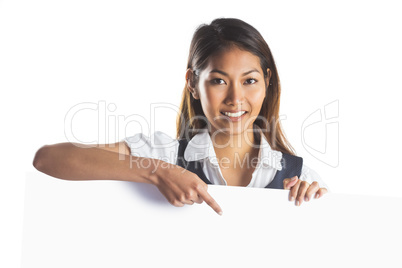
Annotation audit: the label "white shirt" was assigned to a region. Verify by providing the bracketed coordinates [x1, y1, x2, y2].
[124, 127, 328, 189]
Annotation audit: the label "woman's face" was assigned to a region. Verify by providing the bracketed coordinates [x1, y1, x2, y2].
[188, 46, 270, 138]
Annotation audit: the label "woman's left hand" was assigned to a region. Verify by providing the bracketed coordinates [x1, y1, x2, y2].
[283, 176, 328, 206]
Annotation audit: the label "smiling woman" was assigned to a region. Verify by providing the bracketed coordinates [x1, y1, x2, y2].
[174, 18, 328, 193]
[184, 47, 271, 187]
[178, 19, 290, 154]
[33, 18, 328, 216]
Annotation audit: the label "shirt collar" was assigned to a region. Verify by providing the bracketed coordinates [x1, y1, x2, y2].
[183, 125, 283, 170]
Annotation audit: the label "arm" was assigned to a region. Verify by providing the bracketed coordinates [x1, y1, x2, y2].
[32, 142, 154, 184]
[33, 142, 223, 215]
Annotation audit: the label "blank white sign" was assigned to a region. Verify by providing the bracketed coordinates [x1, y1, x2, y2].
[22, 172, 402, 268]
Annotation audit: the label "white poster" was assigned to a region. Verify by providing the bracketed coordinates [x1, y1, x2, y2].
[22, 172, 402, 268]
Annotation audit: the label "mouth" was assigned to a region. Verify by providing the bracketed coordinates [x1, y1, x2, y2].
[220, 111, 248, 122]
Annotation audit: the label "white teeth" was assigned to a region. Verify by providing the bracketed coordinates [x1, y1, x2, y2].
[223, 111, 246, 117]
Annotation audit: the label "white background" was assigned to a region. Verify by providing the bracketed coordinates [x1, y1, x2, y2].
[1, 0, 401, 267]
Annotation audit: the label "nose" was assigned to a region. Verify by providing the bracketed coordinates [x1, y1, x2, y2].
[225, 82, 245, 106]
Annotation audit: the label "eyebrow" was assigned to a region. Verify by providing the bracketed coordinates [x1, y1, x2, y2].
[209, 69, 260, 76]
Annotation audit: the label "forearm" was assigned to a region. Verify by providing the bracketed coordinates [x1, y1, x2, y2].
[33, 142, 157, 184]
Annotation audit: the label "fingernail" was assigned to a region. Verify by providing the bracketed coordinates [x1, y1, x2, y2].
[305, 196, 309, 202]
[315, 194, 320, 199]
[291, 176, 297, 181]
[218, 211, 223, 216]
[296, 201, 300, 206]
[290, 196, 295, 202]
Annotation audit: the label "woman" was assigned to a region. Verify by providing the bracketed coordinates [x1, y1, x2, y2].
[33, 18, 328, 216]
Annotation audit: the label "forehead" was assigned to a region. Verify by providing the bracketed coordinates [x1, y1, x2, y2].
[203, 46, 262, 74]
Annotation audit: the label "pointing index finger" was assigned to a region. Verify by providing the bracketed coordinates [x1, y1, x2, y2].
[198, 187, 223, 215]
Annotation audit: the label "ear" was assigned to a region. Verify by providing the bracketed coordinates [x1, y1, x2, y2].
[185, 68, 199, 99]
[265, 68, 272, 87]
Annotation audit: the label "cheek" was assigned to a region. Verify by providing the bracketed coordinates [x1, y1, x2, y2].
[199, 86, 224, 112]
[202, 94, 221, 115]
[249, 90, 266, 112]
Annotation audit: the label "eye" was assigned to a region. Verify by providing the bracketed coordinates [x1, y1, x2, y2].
[211, 78, 226, 85]
[245, 78, 258, 85]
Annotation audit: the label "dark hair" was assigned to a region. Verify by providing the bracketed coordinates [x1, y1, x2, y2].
[176, 18, 295, 155]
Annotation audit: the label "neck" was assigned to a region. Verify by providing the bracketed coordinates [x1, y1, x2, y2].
[209, 125, 260, 167]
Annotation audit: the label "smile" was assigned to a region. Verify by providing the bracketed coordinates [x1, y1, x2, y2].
[220, 111, 248, 122]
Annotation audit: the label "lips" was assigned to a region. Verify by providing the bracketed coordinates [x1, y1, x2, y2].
[221, 111, 246, 116]
[219, 110, 248, 122]
[221, 110, 247, 113]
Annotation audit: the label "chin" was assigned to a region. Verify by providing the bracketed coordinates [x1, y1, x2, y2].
[212, 123, 251, 135]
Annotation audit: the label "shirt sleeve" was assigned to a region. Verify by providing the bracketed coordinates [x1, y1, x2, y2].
[124, 131, 179, 165]
[299, 164, 330, 191]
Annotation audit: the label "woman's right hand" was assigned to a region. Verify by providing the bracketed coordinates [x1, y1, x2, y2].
[149, 160, 223, 215]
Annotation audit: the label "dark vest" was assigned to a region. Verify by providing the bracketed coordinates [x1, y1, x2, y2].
[176, 139, 303, 189]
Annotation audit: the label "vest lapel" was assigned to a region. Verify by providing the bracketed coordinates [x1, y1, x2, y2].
[176, 139, 211, 184]
[265, 153, 303, 189]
